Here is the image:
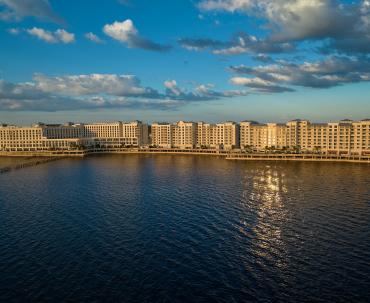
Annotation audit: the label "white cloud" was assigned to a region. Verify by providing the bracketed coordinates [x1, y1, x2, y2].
[85, 32, 104, 44]
[33, 73, 158, 97]
[26, 27, 75, 44]
[27, 27, 57, 43]
[0, 73, 246, 111]
[55, 29, 75, 43]
[231, 76, 272, 86]
[198, 0, 254, 12]
[164, 79, 248, 100]
[103, 19, 137, 44]
[103, 19, 170, 51]
[164, 80, 183, 96]
[7, 27, 20, 35]
[213, 46, 247, 55]
[230, 76, 293, 93]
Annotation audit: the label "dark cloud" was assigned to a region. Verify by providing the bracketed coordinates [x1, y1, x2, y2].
[178, 37, 227, 51]
[179, 32, 295, 55]
[197, 0, 370, 55]
[229, 56, 370, 91]
[323, 37, 370, 55]
[0, 0, 63, 24]
[252, 54, 274, 63]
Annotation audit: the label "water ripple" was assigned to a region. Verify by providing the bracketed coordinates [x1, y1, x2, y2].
[0, 155, 369, 302]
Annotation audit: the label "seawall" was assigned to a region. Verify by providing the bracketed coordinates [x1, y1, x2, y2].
[1, 149, 370, 164]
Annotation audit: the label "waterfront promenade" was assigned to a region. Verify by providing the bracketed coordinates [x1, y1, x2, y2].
[1, 148, 369, 164]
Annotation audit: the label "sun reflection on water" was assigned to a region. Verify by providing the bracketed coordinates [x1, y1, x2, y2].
[241, 164, 291, 271]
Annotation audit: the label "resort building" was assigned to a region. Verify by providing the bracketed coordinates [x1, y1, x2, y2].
[352, 119, 370, 155]
[173, 121, 197, 149]
[84, 121, 148, 148]
[0, 123, 88, 151]
[196, 121, 239, 149]
[0, 121, 148, 151]
[216, 122, 240, 150]
[196, 122, 217, 148]
[239, 119, 370, 155]
[0, 119, 369, 155]
[240, 122, 286, 150]
[151, 122, 173, 148]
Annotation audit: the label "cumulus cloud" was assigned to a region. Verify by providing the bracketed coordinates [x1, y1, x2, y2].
[33, 74, 160, 98]
[0, 0, 62, 23]
[0, 78, 178, 111]
[179, 33, 295, 55]
[26, 27, 75, 43]
[27, 27, 56, 43]
[55, 29, 75, 43]
[230, 76, 294, 93]
[198, 0, 353, 40]
[85, 32, 105, 44]
[229, 56, 370, 92]
[164, 80, 248, 101]
[103, 19, 171, 51]
[0, 74, 246, 111]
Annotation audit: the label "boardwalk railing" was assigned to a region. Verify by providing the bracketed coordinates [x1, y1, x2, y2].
[226, 153, 370, 163]
[0, 149, 369, 164]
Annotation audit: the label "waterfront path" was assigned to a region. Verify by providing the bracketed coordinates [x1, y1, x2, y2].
[0, 149, 369, 164]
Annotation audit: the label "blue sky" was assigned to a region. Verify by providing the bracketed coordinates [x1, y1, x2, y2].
[0, 0, 369, 124]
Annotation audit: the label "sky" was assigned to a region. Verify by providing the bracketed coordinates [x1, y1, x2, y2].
[0, 0, 369, 124]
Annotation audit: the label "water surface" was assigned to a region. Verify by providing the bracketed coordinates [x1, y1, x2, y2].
[0, 155, 369, 302]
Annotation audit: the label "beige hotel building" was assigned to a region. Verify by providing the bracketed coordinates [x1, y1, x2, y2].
[240, 119, 370, 155]
[0, 121, 148, 151]
[0, 119, 369, 155]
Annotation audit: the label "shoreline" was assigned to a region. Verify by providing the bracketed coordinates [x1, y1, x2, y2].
[0, 149, 369, 164]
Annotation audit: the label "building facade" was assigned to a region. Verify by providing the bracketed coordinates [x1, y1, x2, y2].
[151, 123, 173, 148]
[173, 121, 197, 149]
[1, 119, 369, 155]
[0, 121, 148, 151]
[215, 122, 240, 150]
[240, 119, 370, 155]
